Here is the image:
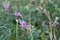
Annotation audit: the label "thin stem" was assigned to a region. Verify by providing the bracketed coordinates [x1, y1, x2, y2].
[39, 0, 53, 40]
[53, 27, 57, 40]
[49, 26, 53, 40]
[30, 29, 33, 40]
[16, 22, 18, 40]
[29, 12, 31, 25]
[29, 11, 33, 40]
[54, 32, 57, 40]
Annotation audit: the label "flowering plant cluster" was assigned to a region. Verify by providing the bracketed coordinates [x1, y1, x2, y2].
[0, 0, 60, 40]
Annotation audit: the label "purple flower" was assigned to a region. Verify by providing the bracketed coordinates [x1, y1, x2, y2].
[19, 20, 27, 29]
[49, 20, 59, 26]
[49, 21, 53, 26]
[2, 1, 10, 9]
[42, 21, 45, 27]
[53, 19, 59, 26]
[14, 11, 22, 17]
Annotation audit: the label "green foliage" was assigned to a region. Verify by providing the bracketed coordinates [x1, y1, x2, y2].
[0, 0, 60, 40]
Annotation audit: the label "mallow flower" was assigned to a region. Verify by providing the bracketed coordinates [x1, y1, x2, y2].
[2, 1, 10, 10]
[53, 19, 59, 26]
[49, 20, 59, 26]
[19, 20, 29, 29]
[14, 11, 22, 17]
[42, 21, 45, 27]
[49, 21, 53, 26]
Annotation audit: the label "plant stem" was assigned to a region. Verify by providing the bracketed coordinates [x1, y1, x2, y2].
[54, 32, 57, 40]
[53, 27, 57, 40]
[39, 0, 53, 40]
[49, 26, 53, 40]
[29, 11, 33, 40]
[30, 29, 33, 40]
[16, 22, 18, 40]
